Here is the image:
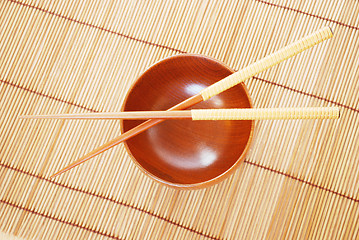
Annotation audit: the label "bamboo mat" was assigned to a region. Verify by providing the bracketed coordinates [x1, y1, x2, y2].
[1, 0, 359, 239]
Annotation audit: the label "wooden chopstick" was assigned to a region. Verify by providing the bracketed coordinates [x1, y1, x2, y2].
[19, 107, 340, 120]
[19, 111, 192, 119]
[49, 27, 334, 178]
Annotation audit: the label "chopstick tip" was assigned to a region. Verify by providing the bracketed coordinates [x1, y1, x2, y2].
[327, 26, 334, 36]
[337, 107, 340, 119]
[49, 172, 60, 178]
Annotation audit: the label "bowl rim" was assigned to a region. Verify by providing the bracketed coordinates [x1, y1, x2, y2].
[120, 53, 254, 189]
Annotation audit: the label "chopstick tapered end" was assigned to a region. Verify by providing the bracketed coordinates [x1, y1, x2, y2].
[50, 164, 78, 178]
[49, 172, 62, 178]
[327, 26, 334, 37]
[338, 107, 341, 118]
[50, 162, 80, 178]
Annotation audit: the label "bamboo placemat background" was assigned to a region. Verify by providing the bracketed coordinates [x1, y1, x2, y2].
[1, 0, 358, 239]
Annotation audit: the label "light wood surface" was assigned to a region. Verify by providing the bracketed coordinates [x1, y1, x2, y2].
[1, 0, 358, 239]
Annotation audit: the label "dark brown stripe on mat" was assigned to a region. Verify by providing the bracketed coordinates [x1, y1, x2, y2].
[7, 0, 358, 52]
[244, 159, 359, 203]
[0, 199, 123, 240]
[0, 163, 221, 240]
[6, 0, 186, 54]
[4, 1, 359, 115]
[0, 79, 97, 112]
[1, 161, 358, 229]
[254, 0, 359, 31]
[253, 77, 359, 114]
[3, 77, 358, 114]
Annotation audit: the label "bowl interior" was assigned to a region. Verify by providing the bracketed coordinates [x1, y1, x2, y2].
[122, 54, 253, 187]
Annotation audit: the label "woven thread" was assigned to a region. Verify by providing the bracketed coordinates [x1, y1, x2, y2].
[200, 26, 333, 100]
[191, 107, 339, 120]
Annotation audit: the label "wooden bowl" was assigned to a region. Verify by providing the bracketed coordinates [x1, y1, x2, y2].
[121, 54, 253, 189]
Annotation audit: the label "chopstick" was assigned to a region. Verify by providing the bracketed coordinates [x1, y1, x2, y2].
[49, 26, 334, 178]
[20, 107, 340, 120]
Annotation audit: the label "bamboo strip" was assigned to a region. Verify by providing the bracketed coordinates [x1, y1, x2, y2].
[1, 0, 358, 239]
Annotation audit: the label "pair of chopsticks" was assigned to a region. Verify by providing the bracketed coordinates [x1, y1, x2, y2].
[20, 26, 337, 178]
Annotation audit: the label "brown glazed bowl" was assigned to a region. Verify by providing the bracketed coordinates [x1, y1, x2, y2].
[121, 54, 253, 189]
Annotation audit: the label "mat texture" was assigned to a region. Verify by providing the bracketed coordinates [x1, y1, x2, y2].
[1, 0, 359, 239]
